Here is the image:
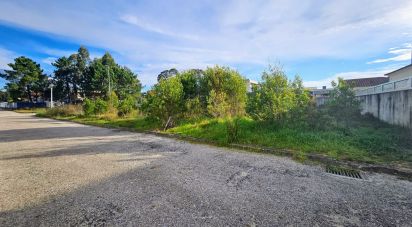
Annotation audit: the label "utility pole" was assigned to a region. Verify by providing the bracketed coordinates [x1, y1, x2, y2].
[107, 65, 111, 95]
[48, 84, 54, 108]
[51, 86, 53, 108]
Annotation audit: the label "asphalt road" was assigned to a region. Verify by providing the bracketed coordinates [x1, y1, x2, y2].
[0, 111, 411, 226]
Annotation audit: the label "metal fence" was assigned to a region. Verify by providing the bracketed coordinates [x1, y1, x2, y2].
[0, 102, 47, 109]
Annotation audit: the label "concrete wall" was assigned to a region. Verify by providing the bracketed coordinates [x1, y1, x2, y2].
[358, 90, 412, 128]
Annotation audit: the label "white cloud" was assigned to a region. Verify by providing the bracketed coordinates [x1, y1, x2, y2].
[120, 15, 170, 35]
[368, 43, 411, 64]
[41, 48, 75, 58]
[42, 57, 57, 65]
[0, 0, 412, 86]
[0, 47, 16, 69]
[119, 15, 198, 40]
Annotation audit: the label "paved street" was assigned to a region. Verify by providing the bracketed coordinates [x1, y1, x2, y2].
[0, 111, 411, 226]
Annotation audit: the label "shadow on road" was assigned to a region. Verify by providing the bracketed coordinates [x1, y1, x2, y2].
[0, 126, 121, 143]
[0, 134, 183, 161]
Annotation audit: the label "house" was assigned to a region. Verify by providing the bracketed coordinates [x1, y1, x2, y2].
[384, 64, 412, 81]
[308, 86, 333, 106]
[246, 79, 259, 92]
[344, 77, 389, 91]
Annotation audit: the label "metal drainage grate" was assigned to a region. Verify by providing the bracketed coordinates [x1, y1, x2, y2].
[326, 166, 362, 179]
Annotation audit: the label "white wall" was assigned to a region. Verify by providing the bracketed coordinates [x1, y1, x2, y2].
[388, 66, 412, 81]
[359, 90, 412, 128]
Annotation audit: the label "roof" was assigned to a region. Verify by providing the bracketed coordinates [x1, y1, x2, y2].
[246, 79, 259, 84]
[385, 64, 412, 76]
[344, 77, 389, 88]
[310, 88, 333, 96]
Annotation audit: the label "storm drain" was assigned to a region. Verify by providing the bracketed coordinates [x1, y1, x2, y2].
[326, 166, 362, 179]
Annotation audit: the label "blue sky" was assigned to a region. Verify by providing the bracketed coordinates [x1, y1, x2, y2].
[0, 0, 411, 89]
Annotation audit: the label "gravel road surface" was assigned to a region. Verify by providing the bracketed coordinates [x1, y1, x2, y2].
[0, 111, 411, 226]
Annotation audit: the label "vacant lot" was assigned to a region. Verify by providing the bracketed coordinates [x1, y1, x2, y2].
[1, 111, 411, 226]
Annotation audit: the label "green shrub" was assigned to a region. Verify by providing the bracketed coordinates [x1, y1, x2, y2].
[142, 76, 183, 128]
[94, 98, 108, 115]
[83, 98, 95, 116]
[204, 66, 247, 118]
[43, 105, 83, 117]
[184, 97, 204, 119]
[246, 66, 310, 122]
[108, 91, 119, 109]
[118, 95, 136, 117]
[226, 117, 240, 143]
[325, 78, 360, 127]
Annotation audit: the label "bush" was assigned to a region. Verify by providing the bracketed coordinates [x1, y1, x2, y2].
[107, 91, 119, 109]
[102, 108, 118, 120]
[226, 117, 240, 143]
[42, 104, 83, 117]
[246, 66, 310, 122]
[184, 97, 203, 119]
[142, 76, 183, 128]
[118, 95, 136, 117]
[325, 78, 360, 127]
[94, 98, 108, 115]
[204, 66, 247, 118]
[83, 98, 95, 116]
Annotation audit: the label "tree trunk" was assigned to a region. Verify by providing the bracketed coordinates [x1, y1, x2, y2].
[66, 82, 71, 103]
[26, 85, 33, 103]
[164, 116, 172, 131]
[73, 84, 78, 104]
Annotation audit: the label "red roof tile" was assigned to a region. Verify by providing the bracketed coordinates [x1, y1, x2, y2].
[344, 77, 389, 88]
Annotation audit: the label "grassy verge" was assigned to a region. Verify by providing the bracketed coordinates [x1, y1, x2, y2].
[32, 109, 412, 167]
[14, 108, 46, 114]
[38, 114, 162, 132]
[167, 117, 412, 166]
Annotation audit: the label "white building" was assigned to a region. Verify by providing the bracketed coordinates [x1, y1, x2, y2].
[385, 64, 412, 81]
[308, 86, 333, 106]
[245, 79, 259, 93]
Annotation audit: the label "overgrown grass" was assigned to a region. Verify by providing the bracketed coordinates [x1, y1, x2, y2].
[47, 115, 162, 132]
[14, 108, 46, 114]
[38, 105, 83, 117]
[168, 116, 412, 166]
[33, 106, 412, 166]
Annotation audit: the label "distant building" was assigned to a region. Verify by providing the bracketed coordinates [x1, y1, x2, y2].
[344, 77, 389, 91]
[385, 64, 412, 81]
[246, 79, 259, 93]
[308, 86, 333, 106]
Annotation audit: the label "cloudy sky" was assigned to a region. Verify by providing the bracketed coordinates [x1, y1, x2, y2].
[0, 0, 411, 89]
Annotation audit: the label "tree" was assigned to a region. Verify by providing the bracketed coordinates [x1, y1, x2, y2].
[290, 75, 311, 121]
[52, 46, 91, 102]
[157, 68, 178, 82]
[71, 46, 90, 99]
[291, 76, 310, 108]
[52, 47, 141, 103]
[52, 56, 73, 102]
[0, 57, 47, 102]
[326, 78, 360, 127]
[179, 69, 204, 100]
[178, 69, 206, 117]
[85, 52, 141, 100]
[247, 66, 296, 121]
[0, 89, 9, 102]
[142, 76, 183, 129]
[112, 66, 141, 100]
[118, 95, 137, 117]
[203, 66, 247, 118]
